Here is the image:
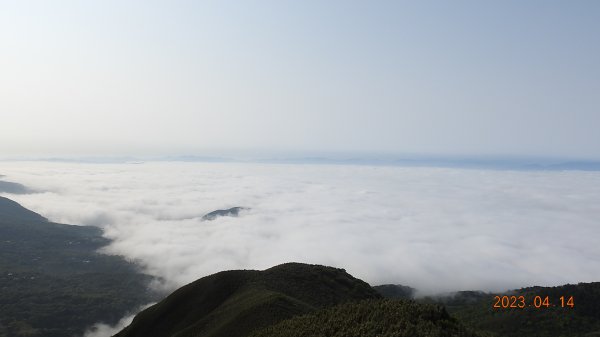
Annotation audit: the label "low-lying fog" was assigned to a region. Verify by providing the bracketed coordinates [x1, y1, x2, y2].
[2, 161, 600, 294]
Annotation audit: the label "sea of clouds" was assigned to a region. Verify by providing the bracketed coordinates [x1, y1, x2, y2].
[1, 161, 600, 296]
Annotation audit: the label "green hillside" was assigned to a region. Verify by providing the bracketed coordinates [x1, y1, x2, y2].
[439, 282, 600, 337]
[115, 263, 382, 337]
[250, 299, 486, 337]
[374, 284, 415, 299]
[0, 196, 156, 337]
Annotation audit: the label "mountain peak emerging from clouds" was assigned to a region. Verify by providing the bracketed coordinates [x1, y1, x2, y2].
[201, 207, 249, 221]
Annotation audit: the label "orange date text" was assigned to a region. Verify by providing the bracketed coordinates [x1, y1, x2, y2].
[492, 295, 574, 309]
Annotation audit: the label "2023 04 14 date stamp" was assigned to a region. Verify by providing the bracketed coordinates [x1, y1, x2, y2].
[493, 295, 574, 309]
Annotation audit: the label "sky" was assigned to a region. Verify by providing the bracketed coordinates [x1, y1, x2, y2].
[1, 1, 599, 159]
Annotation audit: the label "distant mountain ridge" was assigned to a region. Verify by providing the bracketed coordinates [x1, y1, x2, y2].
[373, 284, 416, 299]
[6, 156, 600, 171]
[0, 180, 33, 194]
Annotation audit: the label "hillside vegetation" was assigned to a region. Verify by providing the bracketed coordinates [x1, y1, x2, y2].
[438, 282, 600, 337]
[115, 263, 381, 337]
[250, 299, 485, 337]
[0, 196, 156, 337]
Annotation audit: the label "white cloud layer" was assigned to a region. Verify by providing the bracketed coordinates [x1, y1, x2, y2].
[2, 161, 600, 295]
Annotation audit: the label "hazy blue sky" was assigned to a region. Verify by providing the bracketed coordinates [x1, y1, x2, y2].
[1, 1, 599, 159]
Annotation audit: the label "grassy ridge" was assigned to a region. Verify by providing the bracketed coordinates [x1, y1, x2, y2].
[115, 263, 382, 337]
